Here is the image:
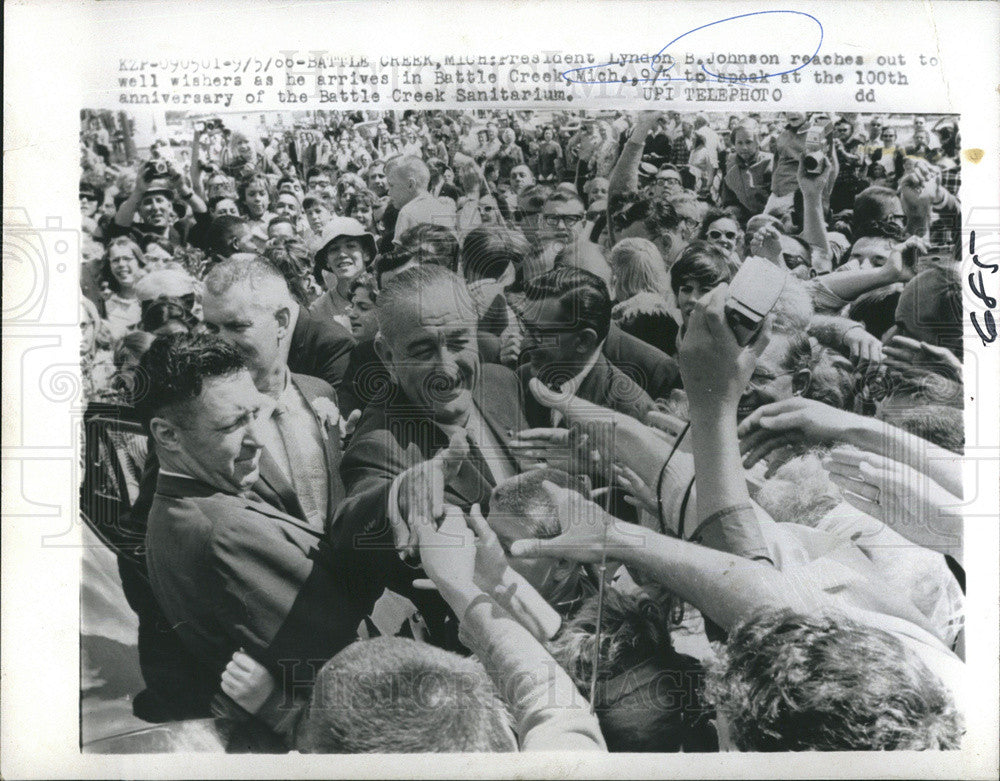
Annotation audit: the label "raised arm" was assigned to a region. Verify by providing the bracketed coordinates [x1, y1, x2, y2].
[607, 111, 657, 199]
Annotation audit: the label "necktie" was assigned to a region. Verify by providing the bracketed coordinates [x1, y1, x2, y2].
[463, 425, 495, 486]
[273, 401, 328, 528]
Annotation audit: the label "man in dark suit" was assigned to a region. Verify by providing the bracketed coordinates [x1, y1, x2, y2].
[332, 265, 526, 649]
[287, 287, 355, 392]
[138, 333, 371, 727]
[517, 266, 655, 428]
[603, 322, 681, 402]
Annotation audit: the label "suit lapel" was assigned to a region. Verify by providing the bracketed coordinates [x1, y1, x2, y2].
[292, 374, 344, 527]
[256, 447, 306, 521]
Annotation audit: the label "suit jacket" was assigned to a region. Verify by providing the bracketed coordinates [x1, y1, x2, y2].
[721, 152, 774, 221]
[331, 363, 526, 647]
[519, 353, 655, 430]
[288, 304, 355, 392]
[603, 323, 680, 401]
[145, 473, 370, 705]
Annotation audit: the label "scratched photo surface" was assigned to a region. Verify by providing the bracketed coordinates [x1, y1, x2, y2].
[76, 106, 969, 755]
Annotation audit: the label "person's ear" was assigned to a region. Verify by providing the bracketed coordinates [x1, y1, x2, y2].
[373, 333, 397, 383]
[275, 305, 292, 338]
[149, 416, 183, 453]
[574, 327, 599, 355]
[792, 368, 812, 396]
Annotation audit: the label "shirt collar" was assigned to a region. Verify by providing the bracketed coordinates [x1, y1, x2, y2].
[558, 345, 603, 397]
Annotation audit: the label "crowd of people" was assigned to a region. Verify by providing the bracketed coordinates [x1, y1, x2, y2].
[79, 107, 967, 753]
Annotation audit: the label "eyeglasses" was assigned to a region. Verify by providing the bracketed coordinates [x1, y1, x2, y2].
[708, 229, 739, 241]
[781, 252, 809, 270]
[656, 176, 682, 186]
[542, 213, 585, 228]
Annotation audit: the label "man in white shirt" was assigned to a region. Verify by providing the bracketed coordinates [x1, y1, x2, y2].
[386, 156, 457, 244]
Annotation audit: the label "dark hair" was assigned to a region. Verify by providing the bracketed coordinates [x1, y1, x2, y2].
[697, 208, 738, 241]
[207, 195, 239, 215]
[397, 223, 460, 273]
[373, 246, 415, 287]
[669, 241, 731, 296]
[205, 215, 248, 258]
[140, 295, 198, 335]
[546, 586, 717, 753]
[543, 189, 585, 210]
[461, 226, 531, 283]
[853, 186, 904, 240]
[778, 332, 856, 411]
[237, 173, 271, 204]
[261, 237, 313, 305]
[523, 265, 612, 342]
[296, 636, 514, 753]
[706, 608, 964, 750]
[135, 332, 246, 426]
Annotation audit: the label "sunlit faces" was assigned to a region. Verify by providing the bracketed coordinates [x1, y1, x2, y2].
[386, 167, 418, 210]
[139, 192, 174, 227]
[211, 197, 241, 218]
[206, 174, 233, 200]
[268, 220, 296, 241]
[234, 137, 254, 161]
[347, 286, 378, 342]
[201, 281, 289, 386]
[304, 201, 332, 234]
[733, 126, 759, 164]
[539, 199, 586, 245]
[142, 242, 174, 272]
[704, 217, 741, 255]
[243, 180, 270, 219]
[736, 334, 802, 421]
[366, 166, 388, 197]
[847, 236, 894, 271]
[108, 243, 142, 287]
[273, 193, 301, 221]
[155, 370, 267, 494]
[510, 165, 534, 193]
[676, 278, 711, 326]
[80, 192, 100, 218]
[376, 283, 480, 426]
[324, 236, 367, 282]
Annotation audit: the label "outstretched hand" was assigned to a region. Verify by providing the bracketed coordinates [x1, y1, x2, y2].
[396, 430, 469, 556]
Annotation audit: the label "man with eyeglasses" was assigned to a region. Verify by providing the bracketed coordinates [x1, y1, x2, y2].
[654, 166, 684, 195]
[539, 190, 587, 249]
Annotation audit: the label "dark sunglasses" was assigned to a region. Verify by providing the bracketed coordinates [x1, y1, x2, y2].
[708, 229, 738, 241]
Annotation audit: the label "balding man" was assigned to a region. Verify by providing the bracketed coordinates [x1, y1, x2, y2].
[332, 265, 525, 649]
[386, 156, 457, 245]
[202, 256, 347, 528]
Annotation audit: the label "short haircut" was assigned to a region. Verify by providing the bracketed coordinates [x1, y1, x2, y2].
[373, 246, 416, 287]
[547, 585, 716, 753]
[207, 195, 239, 214]
[698, 207, 739, 241]
[777, 331, 855, 411]
[609, 237, 670, 299]
[879, 403, 964, 453]
[461, 226, 531, 283]
[204, 253, 290, 302]
[135, 331, 246, 426]
[397, 223, 460, 272]
[376, 263, 475, 343]
[389, 156, 430, 189]
[296, 636, 514, 753]
[348, 271, 378, 303]
[705, 608, 964, 750]
[205, 215, 248, 257]
[488, 468, 586, 547]
[523, 265, 613, 342]
[268, 214, 295, 230]
[730, 120, 760, 146]
[669, 241, 731, 296]
[517, 185, 549, 214]
[853, 186, 904, 240]
[543, 189, 585, 210]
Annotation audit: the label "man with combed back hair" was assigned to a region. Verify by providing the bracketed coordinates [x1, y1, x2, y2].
[332, 264, 526, 650]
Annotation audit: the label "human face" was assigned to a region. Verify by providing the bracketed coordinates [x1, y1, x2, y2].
[655, 170, 683, 194]
[243, 181, 269, 219]
[367, 166, 388, 196]
[206, 175, 232, 200]
[511, 166, 533, 193]
[212, 197, 241, 218]
[835, 121, 853, 141]
[737, 335, 797, 420]
[308, 174, 336, 203]
[235, 138, 254, 160]
[274, 193, 300, 220]
[848, 236, 894, 270]
[108, 245, 141, 288]
[733, 128, 758, 163]
[304, 202, 332, 233]
[268, 221, 295, 241]
[705, 217, 741, 255]
[378, 283, 480, 426]
[80, 194, 99, 218]
[202, 283, 286, 385]
[478, 196, 501, 225]
[142, 243, 173, 271]
[676, 277, 712, 326]
[350, 203, 375, 230]
[386, 168, 415, 209]
[348, 287, 379, 342]
[540, 199, 586, 245]
[587, 180, 609, 202]
[880, 128, 896, 145]
[522, 296, 588, 387]
[139, 193, 174, 227]
[325, 236, 368, 282]
[161, 371, 266, 494]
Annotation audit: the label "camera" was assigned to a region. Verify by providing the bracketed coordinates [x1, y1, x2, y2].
[801, 151, 828, 176]
[725, 256, 789, 346]
[143, 159, 169, 181]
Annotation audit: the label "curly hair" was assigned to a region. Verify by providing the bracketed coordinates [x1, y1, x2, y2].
[704, 608, 964, 751]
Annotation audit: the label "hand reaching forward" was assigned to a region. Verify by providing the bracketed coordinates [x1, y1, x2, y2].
[396, 430, 469, 556]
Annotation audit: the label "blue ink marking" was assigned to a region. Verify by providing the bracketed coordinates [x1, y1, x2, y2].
[562, 10, 823, 85]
